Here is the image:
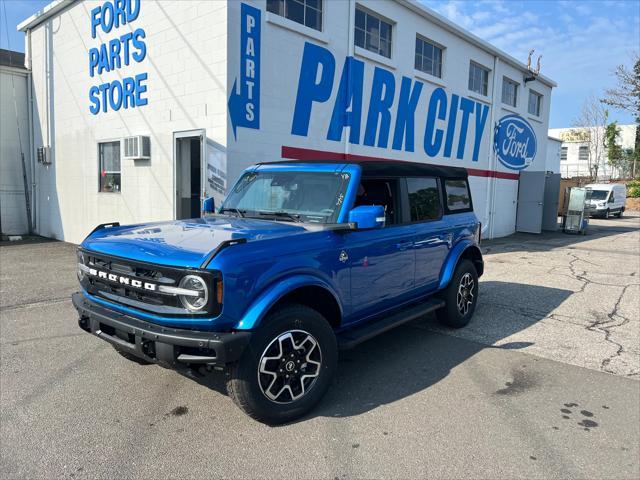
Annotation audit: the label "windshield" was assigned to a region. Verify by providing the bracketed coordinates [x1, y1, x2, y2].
[221, 171, 350, 223]
[590, 190, 609, 200]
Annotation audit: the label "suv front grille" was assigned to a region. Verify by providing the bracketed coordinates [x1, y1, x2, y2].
[78, 249, 221, 318]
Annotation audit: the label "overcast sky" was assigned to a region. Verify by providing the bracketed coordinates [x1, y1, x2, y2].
[2, 0, 638, 128]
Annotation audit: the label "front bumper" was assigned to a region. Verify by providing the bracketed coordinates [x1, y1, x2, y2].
[72, 292, 251, 368]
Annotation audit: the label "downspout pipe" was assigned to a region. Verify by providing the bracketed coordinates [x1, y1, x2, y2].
[345, 0, 355, 159]
[487, 55, 499, 239]
[26, 27, 37, 234]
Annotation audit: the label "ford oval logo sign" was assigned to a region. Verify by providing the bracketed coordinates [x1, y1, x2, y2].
[494, 115, 537, 170]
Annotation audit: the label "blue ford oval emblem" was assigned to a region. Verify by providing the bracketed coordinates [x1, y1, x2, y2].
[493, 115, 537, 170]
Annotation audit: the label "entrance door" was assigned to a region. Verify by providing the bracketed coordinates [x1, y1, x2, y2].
[516, 171, 546, 233]
[174, 131, 204, 220]
[542, 173, 561, 231]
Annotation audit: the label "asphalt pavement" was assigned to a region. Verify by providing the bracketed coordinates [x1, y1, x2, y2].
[1, 214, 639, 479]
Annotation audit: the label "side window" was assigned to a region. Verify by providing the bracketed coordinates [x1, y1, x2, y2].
[99, 141, 121, 193]
[407, 177, 441, 222]
[266, 0, 323, 31]
[354, 178, 399, 225]
[444, 179, 472, 212]
[354, 6, 393, 58]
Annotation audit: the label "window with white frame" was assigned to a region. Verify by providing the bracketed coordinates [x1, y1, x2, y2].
[99, 141, 121, 193]
[578, 145, 589, 161]
[528, 90, 543, 116]
[468, 62, 489, 96]
[501, 77, 518, 107]
[561, 146, 568, 161]
[415, 36, 443, 78]
[266, 0, 322, 31]
[354, 6, 393, 58]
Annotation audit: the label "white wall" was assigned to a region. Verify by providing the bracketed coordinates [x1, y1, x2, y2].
[226, 0, 553, 238]
[550, 125, 636, 179]
[25, 0, 554, 242]
[546, 137, 561, 173]
[0, 66, 31, 235]
[28, 0, 228, 243]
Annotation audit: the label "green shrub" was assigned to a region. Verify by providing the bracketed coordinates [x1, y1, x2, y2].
[628, 180, 640, 198]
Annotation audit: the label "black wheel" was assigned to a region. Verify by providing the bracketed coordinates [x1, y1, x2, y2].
[226, 304, 337, 424]
[604, 209, 610, 219]
[616, 209, 623, 218]
[113, 346, 153, 365]
[437, 259, 479, 328]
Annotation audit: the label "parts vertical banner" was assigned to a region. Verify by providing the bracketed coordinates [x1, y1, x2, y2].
[229, 3, 261, 139]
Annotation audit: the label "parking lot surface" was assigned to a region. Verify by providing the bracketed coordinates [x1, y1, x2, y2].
[1, 215, 639, 479]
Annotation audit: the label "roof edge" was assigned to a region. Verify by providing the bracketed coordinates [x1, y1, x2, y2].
[17, 0, 74, 32]
[396, 0, 557, 88]
[19, 0, 556, 89]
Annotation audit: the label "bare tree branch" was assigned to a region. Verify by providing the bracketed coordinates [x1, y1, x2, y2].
[571, 95, 609, 179]
[601, 53, 640, 115]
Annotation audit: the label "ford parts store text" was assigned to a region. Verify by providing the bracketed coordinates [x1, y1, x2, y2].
[17, 0, 557, 243]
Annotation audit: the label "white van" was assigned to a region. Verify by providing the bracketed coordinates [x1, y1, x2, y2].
[585, 183, 627, 218]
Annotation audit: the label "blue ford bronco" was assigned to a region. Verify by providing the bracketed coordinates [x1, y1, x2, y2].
[73, 160, 483, 423]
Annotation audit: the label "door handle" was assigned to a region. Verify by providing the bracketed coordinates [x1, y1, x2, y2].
[414, 234, 452, 248]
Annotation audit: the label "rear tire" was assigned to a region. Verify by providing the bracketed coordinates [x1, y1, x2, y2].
[226, 304, 337, 424]
[437, 259, 479, 328]
[616, 209, 623, 218]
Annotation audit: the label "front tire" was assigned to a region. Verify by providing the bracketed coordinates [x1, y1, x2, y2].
[437, 259, 479, 328]
[226, 304, 337, 424]
[604, 209, 610, 219]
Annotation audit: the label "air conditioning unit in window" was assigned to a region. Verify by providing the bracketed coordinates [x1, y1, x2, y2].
[123, 136, 151, 160]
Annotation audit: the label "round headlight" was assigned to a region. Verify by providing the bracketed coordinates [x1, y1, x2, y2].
[178, 275, 208, 311]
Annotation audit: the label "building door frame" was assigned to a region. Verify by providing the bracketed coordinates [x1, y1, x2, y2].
[173, 129, 206, 220]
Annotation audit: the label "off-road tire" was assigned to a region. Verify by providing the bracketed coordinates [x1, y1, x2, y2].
[226, 304, 337, 424]
[113, 346, 153, 365]
[436, 259, 479, 328]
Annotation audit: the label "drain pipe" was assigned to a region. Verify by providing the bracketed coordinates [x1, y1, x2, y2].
[487, 55, 500, 239]
[26, 27, 37, 234]
[344, 0, 355, 160]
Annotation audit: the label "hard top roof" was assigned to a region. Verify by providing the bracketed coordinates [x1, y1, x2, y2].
[258, 159, 468, 179]
[585, 183, 625, 189]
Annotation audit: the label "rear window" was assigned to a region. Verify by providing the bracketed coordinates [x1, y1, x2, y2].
[407, 177, 441, 221]
[444, 179, 472, 212]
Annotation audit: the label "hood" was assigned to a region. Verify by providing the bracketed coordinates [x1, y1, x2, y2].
[81, 216, 309, 268]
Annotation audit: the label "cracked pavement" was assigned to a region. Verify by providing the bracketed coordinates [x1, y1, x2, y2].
[1, 215, 639, 479]
[423, 213, 640, 378]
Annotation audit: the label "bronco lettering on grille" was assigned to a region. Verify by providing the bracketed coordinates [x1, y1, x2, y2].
[87, 267, 157, 291]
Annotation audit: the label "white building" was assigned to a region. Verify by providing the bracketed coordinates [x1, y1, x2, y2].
[549, 124, 637, 179]
[16, 0, 557, 243]
[0, 49, 32, 236]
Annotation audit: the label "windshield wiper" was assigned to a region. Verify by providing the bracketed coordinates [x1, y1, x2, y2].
[219, 207, 246, 218]
[256, 211, 302, 222]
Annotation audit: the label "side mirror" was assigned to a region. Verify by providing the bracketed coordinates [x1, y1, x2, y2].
[348, 205, 385, 229]
[202, 197, 215, 215]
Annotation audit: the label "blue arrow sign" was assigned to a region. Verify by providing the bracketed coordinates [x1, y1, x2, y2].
[229, 3, 261, 139]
